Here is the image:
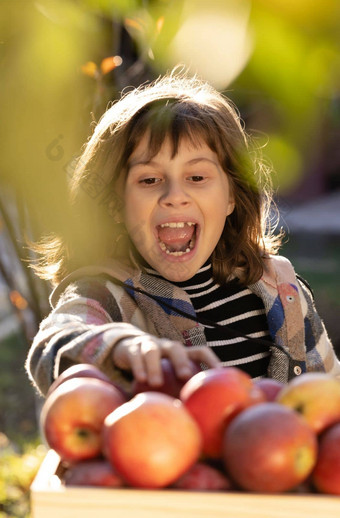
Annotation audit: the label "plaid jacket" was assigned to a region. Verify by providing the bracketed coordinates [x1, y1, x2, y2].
[26, 255, 340, 396]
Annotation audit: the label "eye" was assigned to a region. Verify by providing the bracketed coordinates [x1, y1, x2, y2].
[188, 175, 205, 182]
[139, 177, 161, 185]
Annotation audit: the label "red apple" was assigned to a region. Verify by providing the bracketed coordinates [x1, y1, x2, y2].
[180, 367, 265, 458]
[41, 377, 126, 462]
[47, 363, 126, 398]
[131, 358, 201, 398]
[172, 462, 232, 491]
[64, 458, 125, 487]
[223, 402, 318, 493]
[254, 378, 284, 402]
[312, 422, 340, 495]
[102, 392, 202, 488]
[277, 372, 340, 434]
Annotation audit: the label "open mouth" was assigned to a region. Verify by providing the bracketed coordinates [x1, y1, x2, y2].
[156, 222, 197, 257]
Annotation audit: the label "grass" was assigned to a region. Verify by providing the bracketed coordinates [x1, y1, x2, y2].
[0, 330, 46, 518]
[0, 332, 40, 443]
[0, 435, 46, 518]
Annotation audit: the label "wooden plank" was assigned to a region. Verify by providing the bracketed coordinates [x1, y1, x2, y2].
[30, 451, 340, 518]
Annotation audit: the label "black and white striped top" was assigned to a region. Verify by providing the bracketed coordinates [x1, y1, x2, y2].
[161, 262, 272, 379]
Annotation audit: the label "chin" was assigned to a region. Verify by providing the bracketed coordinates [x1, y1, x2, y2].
[166, 272, 194, 283]
[156, 259, 203, 283]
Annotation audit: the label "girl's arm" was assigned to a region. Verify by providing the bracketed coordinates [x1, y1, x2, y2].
[25, 292, 150, 396]
[26, 278, 219, 396]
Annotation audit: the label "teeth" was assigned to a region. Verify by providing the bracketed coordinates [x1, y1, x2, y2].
[165, 250, 187, 256]
[160, 222, 195, 228]
[159, 237, 195, 256]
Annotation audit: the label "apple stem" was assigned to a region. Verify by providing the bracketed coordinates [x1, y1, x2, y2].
[294, 403, 305, 414]
[76, 428, 92, 440]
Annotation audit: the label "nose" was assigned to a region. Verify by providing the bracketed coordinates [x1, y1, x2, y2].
[159, 180, 191, 208]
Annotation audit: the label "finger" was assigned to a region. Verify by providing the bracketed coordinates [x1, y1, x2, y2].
[187, 346, 222, 369]
[140, 338, 164, 386]
[126, 340, 148, 383]
[161, 339, 197, 380]
[112, 337, 146, 378]
[112, 338, 133, 370]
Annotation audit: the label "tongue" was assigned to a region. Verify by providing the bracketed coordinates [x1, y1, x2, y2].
[158, 225, 195, 252]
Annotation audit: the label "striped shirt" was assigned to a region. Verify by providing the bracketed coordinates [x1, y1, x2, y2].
[165, 262, 272, 379]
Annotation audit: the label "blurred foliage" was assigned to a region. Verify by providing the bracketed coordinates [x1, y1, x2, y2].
[0, 330, 40, 442]
[235, 0, 340, 196]
[1, 0, 102, 238]
[0, 433, 46, 518]
[0, 316, 45, 516]
[0, 328, 44, 515]
[0, 0, 339, 235]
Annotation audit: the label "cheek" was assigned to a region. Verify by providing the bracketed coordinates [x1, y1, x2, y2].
[122, 198, 132, 229]
[123, 196, 151, 247]
[125, 186, 157, 221]
[123, 188, 140, 222]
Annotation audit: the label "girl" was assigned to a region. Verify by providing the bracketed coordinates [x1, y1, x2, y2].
[26, 71, 340, 396]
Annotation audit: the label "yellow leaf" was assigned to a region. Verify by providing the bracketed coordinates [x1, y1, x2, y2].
[156, 16, 165, 34]
[81, 61, 98, 78]
[125, 17, 145, 32]
[10, 290, 28, 310]
[100, 55, 123, 75]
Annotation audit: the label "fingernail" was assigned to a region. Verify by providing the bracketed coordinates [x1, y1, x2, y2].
[149, 375, 162, 386]
[178, 366, 192, 379]
[136, 372, 147, 383]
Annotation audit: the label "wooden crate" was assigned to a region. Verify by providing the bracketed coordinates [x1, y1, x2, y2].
[30, 450, 340, 518]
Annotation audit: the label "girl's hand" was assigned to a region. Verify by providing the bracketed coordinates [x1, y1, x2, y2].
[112, 335, 221, 387]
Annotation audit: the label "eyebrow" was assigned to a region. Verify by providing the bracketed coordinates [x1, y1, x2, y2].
[128, 156, 219, 169]
[187, 157, 219, 167]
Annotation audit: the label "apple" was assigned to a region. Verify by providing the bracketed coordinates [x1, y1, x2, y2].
[254, 378, 284, 402]
[180, 367, 265, 458]
[172, 462, 232, 491]
[131, 358, 201, 398]
[102, 391, 202, 488]
[41, 377, 126, 462]
[64, 458, 125, 487]
[47, 363, 126, 398]
[312, 422, 340, 495]
[277, 372, 340, 434]
[223, 402, 318, 493]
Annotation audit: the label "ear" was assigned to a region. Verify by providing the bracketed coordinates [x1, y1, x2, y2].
[224, 175, 235, 217]
[226, 196, 235, 217]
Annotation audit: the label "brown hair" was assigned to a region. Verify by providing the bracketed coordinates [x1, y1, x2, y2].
[31, 70, 282, 286]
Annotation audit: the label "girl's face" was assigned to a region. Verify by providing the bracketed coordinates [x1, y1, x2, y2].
[123, 134, 235, 282]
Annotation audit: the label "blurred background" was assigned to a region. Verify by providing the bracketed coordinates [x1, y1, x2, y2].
[0, 0, 339, 514]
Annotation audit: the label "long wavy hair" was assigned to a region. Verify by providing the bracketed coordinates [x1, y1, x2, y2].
[31, 70, 282, 286]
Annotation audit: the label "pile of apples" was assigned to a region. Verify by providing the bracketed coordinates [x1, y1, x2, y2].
[40, 361, 340, 494]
